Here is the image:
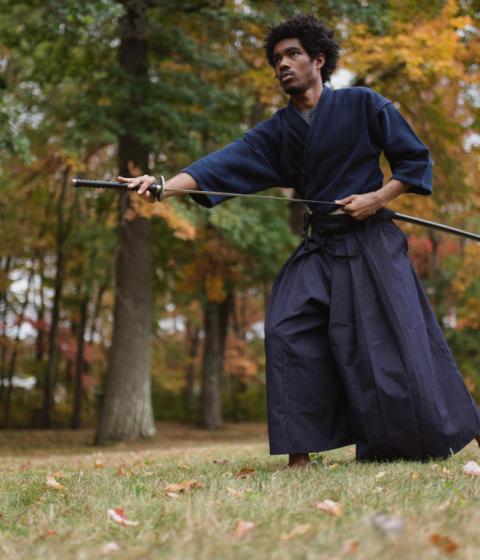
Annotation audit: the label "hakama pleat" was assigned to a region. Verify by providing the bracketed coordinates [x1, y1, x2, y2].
[265, 215, 480, 460]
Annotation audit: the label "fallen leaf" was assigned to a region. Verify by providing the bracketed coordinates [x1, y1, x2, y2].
[50, 471, 65, 479]
[342, 541, 359, 555]
[213, 459, 229, 465]
[442, 467, 453, 479]
[95, 460, 106, 469]
[314, 499, 342, 517]
[235, 467, 256, 479]
[101, 541, 120, 555]
[177, 463, 188, 470]
[375, 471, 386, 480]
[280, 523, 312, 541]
[165, 492, 180, 499]
[226, 487, 245, 498]
[164, 479, 204, 495]
[328, 463, 338, 469]
[46, 476, 66, 491]
[370, 513, 404, 537]
[116, 466, 127, 477]
[231, 520, 255, 540]
[373, 486, 384, 494]
[463, 461, 480, 477]
[430, 533, 459, 554]
[107, 508, 139, 527]
[411, 472, 420, 480]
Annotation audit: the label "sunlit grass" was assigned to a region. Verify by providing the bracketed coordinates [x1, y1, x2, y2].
[0, 428, 479, 559]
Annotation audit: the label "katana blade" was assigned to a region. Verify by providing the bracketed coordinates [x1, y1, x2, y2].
[73, 178, 480, 242]
[72, 178, 338, 207]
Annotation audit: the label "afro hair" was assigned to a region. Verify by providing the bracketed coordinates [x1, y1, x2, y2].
[264, 14, 340, 84]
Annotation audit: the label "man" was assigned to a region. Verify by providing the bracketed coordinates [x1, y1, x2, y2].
[121, 14, 480, 467]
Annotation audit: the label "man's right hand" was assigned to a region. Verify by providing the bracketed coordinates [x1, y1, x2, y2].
[118, 175, 158, 203]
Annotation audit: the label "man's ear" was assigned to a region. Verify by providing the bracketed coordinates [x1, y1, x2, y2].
[315, 54, 326, 71]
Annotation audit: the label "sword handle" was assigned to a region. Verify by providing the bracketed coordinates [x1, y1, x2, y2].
[72, 177, 165, 200]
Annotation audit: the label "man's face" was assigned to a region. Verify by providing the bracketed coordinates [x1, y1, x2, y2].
[272, 38, 325, 95]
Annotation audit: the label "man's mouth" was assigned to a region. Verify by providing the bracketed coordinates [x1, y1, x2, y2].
[280, 71, 294, 82]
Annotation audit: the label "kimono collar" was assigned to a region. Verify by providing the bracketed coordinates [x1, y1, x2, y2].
[287, 84, 332, 123]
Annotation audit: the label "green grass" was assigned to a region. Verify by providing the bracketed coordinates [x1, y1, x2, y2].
[0, 426, 479, 559]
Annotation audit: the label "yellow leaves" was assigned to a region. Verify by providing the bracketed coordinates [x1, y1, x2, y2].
[204, 273, 226, 303]
[128, 196, 196, 241]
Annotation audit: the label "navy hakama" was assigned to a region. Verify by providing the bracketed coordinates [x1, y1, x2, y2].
[185, 85, 480, 461]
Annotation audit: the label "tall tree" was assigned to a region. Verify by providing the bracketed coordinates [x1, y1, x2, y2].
[96, 0, 155, 443]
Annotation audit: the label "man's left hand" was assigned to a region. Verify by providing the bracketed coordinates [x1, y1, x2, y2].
[335, 192, 385, 221]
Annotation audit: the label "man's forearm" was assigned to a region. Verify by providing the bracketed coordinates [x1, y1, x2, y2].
[375, 179, 409, 207]
[163, 172, 198, 199]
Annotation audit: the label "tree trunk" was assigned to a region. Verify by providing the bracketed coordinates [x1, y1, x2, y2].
[2, 265, 34, 427]
[200, 290, 231, 429]
[42, 167, 70, 428]
[96, 0, 155, 443]
[183, 322, 200, 423]
[70, 291, 89, 429]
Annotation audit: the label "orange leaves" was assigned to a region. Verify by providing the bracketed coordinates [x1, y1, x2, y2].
[430, 533, 459, 554]
[314, 499, 343, 517]
[164, 479, 204, 498]
[128, 196, 196, 241]
[107, 508, 139, 527]
[46, 476, 66, 491]
[230, 520, 255, 541]
[234, 467, 256, 479]
[280, 523, 312, 541]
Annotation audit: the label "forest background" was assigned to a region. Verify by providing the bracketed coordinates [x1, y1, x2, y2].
[0, 0, 478, 443]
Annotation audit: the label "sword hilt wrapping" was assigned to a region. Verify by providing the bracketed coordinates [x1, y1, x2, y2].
[73, 177, 166, 201]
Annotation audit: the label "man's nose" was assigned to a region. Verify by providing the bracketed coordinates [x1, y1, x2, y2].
[279, 57, 290, 69]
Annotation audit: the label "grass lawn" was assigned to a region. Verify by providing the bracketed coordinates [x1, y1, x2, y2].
[0, 423, 479, 559]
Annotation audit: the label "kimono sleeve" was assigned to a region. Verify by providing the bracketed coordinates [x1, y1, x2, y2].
[371, 101, 433, 195]
[182, 125, 284, 208]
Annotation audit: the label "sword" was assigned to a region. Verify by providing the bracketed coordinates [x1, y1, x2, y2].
[72, 177, 480, 242]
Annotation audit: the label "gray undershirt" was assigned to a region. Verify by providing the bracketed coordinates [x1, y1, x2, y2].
[296, 106, 316, 125]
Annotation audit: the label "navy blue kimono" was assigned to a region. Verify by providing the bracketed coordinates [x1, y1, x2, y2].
[185, 85, 480, 461]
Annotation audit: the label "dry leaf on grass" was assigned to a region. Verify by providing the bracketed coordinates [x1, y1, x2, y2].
[430, 533, 459, 554]
[370, 513, 404, 537]
[314, 499, 342, 516]
[342, 541, 359, 555]
[411, 471, 420, 480]
[280, 523, 312, 541]
[463, 461, 480, 477]
[226, 487, 245, 498]
[235, 467, 256, 479]
[107, 508, 139, 527]
[95, 459, 106, 469]
[46, 476, 66, 491]
[375, 471, 386, 480]
[101, 541, 120, 555]
[230, 520, 255, 541]
[164, 479, 204, 496]
[116, 466, 127, 477]
[213, 459, 229, 465]
[442, 467, 453, 479]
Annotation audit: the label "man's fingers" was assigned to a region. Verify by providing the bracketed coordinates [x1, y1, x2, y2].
[335, 195, 355, 206]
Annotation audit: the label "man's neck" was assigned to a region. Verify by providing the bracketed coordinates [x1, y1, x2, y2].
[290, 81, 324, 112]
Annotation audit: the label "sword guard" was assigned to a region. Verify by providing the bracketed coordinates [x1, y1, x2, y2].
[153, 176, 166, 201]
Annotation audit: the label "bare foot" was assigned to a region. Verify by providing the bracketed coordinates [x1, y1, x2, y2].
[288, 453, 311, 468]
